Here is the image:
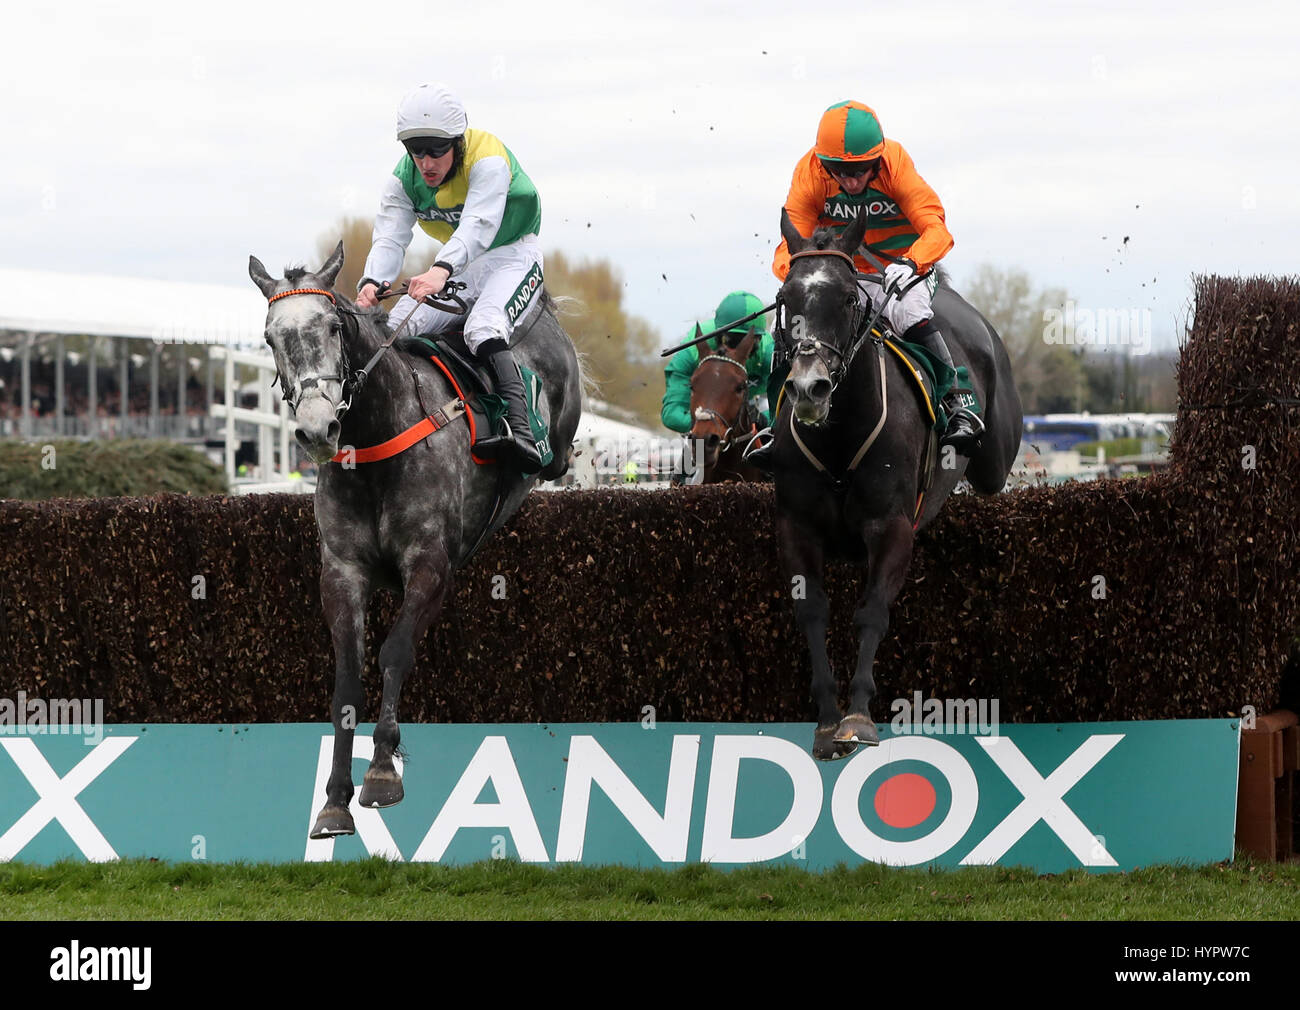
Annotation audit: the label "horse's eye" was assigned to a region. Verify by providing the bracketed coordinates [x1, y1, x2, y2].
[845, 295, 856, 308]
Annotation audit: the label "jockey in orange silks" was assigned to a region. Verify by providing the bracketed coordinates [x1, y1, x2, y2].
[764, 100, 983, 458]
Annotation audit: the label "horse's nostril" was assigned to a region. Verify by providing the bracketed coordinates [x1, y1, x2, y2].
[810, 379, 833, 401]
[327, 420, 340, 444]
[295, 429, 312, 450]
[706, 434, 720, 448]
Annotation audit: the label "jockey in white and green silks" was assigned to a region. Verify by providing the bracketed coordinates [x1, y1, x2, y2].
[356, 82, 546, 473]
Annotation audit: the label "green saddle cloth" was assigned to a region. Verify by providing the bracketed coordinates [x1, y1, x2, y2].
[887, 338, 981, 438]
[402, 335, 553, 471]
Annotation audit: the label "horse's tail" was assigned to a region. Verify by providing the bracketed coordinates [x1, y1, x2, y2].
[540, 290, 598, 399]
[544, 289, 577, 315]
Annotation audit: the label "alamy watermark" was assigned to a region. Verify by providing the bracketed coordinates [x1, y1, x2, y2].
[1043, 300, 1153, 355]
[50, 942, 151, 989]
[889, 691, 999, 736]
[0, 692, 105, 746]
[593, 436, 704, 478]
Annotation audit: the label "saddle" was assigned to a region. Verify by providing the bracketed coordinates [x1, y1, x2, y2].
[880, 334, 981, 438]
[396, 332, 552, 468]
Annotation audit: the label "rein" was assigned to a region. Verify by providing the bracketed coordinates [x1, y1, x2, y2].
[342, 281, 468, 416]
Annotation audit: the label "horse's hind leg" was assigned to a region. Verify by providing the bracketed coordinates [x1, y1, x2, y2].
[310, 557, 371, 839]
[360, 547, 451, 809]
[777, 514, 844, 761]
[839, 514, 915, 748]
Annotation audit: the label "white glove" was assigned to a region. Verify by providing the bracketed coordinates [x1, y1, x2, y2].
[882, 259, 917, 295]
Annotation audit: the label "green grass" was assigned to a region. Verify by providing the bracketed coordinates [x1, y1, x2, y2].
[1074, 436, 1169, 458]
[3, 857, 1298, 920]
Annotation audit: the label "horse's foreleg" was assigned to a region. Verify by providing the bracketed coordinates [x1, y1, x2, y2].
[840, 514, 915, 747]
[359, 547, 451, 809]
[310, 558, 371, 839]
[777, 513, 843, 761]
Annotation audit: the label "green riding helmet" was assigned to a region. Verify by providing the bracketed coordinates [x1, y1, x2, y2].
[713, 290, 770, 341]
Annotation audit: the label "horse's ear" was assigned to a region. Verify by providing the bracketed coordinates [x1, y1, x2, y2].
[249, 256, 278, 299]
[780, 209, 807, 255]
[836, 209, 870, 257]
[732, 328, 758, 361]
[316, 240, 345, 289]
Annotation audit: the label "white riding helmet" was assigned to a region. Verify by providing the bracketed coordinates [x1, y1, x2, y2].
[395, 83, 468, 141]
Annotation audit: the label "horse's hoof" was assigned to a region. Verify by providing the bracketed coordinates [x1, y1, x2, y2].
[835, 714, 880, 747]
[359, 770, 404, 809]
[310, 805, 356, 839]
[813, 725, 856, 762]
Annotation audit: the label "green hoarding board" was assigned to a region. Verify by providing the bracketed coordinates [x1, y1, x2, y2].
[0, 721, 1238, 871]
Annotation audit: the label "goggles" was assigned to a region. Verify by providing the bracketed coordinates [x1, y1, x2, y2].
[404, 137, 456, 160]
[820, 158, 879, 180]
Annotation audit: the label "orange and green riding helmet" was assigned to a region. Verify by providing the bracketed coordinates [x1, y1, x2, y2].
[815, 100, 886, 173]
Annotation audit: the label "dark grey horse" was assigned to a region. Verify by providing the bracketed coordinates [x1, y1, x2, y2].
[773, 210, 1022, 760]
[248, 242, 582, 838]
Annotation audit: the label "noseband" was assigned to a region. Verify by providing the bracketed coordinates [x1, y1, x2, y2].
[266, 287, 356, 419]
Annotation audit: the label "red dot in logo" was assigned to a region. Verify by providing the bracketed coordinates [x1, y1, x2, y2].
[873, 773, 937, 829]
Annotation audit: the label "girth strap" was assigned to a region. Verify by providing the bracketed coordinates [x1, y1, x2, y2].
[330, 396, 465, 464]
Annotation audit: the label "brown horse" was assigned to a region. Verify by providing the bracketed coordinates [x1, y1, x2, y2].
[687, 331, 769, 483]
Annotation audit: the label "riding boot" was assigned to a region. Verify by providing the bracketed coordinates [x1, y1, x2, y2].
[476, 338, 544, 474]
[904, 319, 985, 455]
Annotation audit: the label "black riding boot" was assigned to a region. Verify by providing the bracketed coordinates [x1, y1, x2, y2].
[477, 338, 544, 474]
[904, 319, 985, 455]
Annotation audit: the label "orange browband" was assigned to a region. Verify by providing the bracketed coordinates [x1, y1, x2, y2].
[268, 287, 337, 304]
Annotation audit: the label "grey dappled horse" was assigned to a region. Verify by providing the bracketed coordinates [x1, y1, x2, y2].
[249, 242, 582, 838]
[772, 210, 1022, 760]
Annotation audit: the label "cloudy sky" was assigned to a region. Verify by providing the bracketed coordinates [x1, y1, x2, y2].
[3, 0, 1295, 354]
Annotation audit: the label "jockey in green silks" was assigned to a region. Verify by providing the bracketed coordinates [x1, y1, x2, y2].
[661, 291, 776, 434]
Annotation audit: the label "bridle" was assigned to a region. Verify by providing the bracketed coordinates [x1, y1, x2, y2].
[689, 348, 753, 451]
[265, 287, 356, 418]
[775, 248, 879, 396]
